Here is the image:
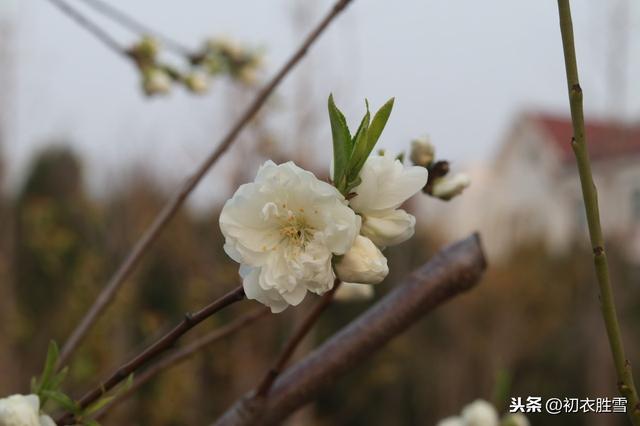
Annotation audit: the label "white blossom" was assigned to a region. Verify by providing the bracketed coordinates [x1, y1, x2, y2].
[334, 235, 388, 284]
[432, 173, 471, 201]
[349, 151, 428, 247]
[334, 282, 375, 302]
[143, 68, 172, 95]
[0, 394, 55, 426]
[410, 136, 435, 167]
[220, 161, 360, 313]
[436, 416, 465, 426]
[461, 400, 499, 426]
[501, 413, 530, 426]
[184, 72, 209, 94]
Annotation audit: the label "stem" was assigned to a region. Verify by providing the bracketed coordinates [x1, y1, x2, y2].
[255, 281, 341, 397]
[56, 0, 355, 369]
[45, 0, 126, 57]
[214, 234, 486, 426]
[93, 308, 269, 421]
[55, 286, 245, 425]
[76, 0, 194, 57]
[557, 1, 640, 423]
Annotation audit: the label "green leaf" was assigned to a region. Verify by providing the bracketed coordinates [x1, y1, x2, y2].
[83, 395, 115, 417]
[368, 97, 394, 149]
[36, 341, 60, 394]
[49, 367, 69, 391]
[353, 98, 394, 177]
[42, 390, 78, 413]
[328, 94, 352, 191]
[348, 100, 371, 177]
[84, 420, 101, 426]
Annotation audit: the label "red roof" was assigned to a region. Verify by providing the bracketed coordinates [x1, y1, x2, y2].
[531, 113, 640, 163]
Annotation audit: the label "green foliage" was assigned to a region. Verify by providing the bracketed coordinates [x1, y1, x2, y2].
[328, 95, 394, 195]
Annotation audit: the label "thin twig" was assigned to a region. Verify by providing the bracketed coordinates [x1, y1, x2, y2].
[255, 281, 341, 397]
[55, 286, 245, 425]
[556, 1, 640, 423]
[213, 234, 487, 426]
[56, 0, 355, 369]
[94, 308, 269, 422]
[76, 0, 194, 57]
[45, 0, 127, 57]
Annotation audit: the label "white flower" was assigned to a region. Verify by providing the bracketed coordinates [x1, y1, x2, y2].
[501, 413, 529, 426]
[461, 400, 499, 426]
[334, 235, 388, 284]
[349, 152, 428, 247]
[184, 72, 209, 94]
[220, 161, 360, 313]
[410, 136, 435, 167]
[334, 282, 375, 302]
[143, 68, 172, 95]
[432, 173, 470, 201]
[0, 394, 55, 426]
[436, 416, 464, 426]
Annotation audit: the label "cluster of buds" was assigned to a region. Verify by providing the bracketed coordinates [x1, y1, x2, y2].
[191, 37, 262, 86]
[127, 35, 261, 97]
[437, 399, 529, 426]
[410, 136, 470, 201]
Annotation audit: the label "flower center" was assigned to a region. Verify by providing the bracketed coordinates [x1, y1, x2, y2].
[280, 211, 314, 249]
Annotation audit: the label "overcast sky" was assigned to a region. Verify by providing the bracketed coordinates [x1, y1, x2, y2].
[1, 0, 639, 207]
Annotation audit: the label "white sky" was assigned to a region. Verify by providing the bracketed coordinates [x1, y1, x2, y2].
[1, 0, 639, 208]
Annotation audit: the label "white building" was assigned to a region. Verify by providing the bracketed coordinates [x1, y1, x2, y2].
[433, 112, 640, 262]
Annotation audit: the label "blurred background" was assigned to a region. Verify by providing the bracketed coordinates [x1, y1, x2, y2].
[1, 0, 640, 425]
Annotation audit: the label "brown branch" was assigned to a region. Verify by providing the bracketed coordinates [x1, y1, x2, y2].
[56, 286, 246, 425]
[255, 281, 341, 397]
[213, 234, 487, 426]
[56, 0, 356, 369]
[76, 0, 194, 57]
[45, 0, 127, 57]
[94, 308, 269, 422]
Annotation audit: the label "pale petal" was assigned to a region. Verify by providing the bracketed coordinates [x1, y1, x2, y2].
[334, 236, 388, 284]
[350, 152, 428, 213]
[361, 209, 416, 247]
[334, 282, 375, 302]
[39, 415, 57, 426]
[240, 265, 289, 313]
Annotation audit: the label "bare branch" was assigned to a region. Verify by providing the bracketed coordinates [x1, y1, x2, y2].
[56, 286, 246, 425]
[213, 234, 487, 426]
[94, 308, 269, 422]
[255, 281, 341, 397]
[44, 0, 127, 57]
[76, 0, 194, 57]
[56, 0, 356, 368]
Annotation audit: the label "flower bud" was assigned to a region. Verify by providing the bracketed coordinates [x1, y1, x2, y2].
[410, 136, 435, 167]
[142, 67, 172, 96]
[461, 400, 499, 426]
[184, 72, 209, 94]
[436, 417, 464, 426]
[501, 414, 530, 426]
[334, 236, 388, 284]
[334, 282, 375, 302]
[0, 394, 55, 426]
[431, 173, 470, 201]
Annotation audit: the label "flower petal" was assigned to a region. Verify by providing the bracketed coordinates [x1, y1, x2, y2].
[350, 152, 428, 213]
[361, 209, 416, 247]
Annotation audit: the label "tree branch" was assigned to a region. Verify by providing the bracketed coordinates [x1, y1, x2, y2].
[213, 233, 486, 426]
[56, 0, 356, 369]
[556, 1, 640, 423]
[45, 0, 127, 57]
[56, 286, 246, 425]
[94, 308, 269, 422]
[255, 281, 341, 397]
[76, 0, 194, 57]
